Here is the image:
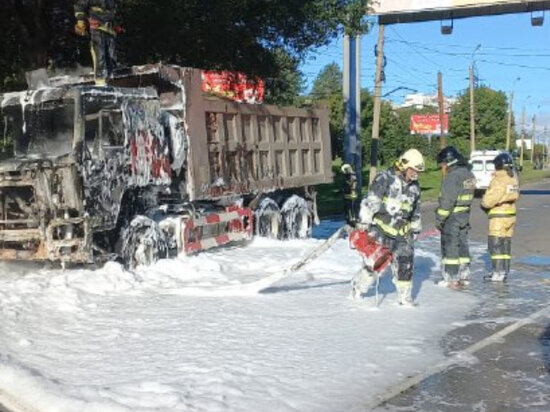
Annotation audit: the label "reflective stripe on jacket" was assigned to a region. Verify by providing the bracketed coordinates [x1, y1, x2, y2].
[436, 164, 476, 226]
[481, 170, 519, 237]
[359, 167, 421, 238]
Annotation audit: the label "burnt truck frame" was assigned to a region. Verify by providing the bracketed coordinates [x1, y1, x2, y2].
[0, 65, 333, 267]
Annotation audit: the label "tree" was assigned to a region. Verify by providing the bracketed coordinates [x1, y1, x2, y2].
[0, 0, 371, 93]
[263, 49, 304, 106]
[310, 63, 342, 101]
[308, 63, 344, 158]
[449, 86, 515, 155]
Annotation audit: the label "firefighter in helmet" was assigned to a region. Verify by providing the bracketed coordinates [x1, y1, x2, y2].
[436, 146, 476, 288]
[481, 152, 519, 282]
[341, 163, 358, 226]
[350, 148, 425, 306]
[74, 0, 120, 86]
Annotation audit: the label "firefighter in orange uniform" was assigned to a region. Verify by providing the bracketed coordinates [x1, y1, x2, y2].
[481, 152, 520, 282]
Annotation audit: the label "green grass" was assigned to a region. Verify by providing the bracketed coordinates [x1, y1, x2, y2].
[316, 158, 444, 217]
[316, 159, 550, 218]
[517, 161, 550, 186]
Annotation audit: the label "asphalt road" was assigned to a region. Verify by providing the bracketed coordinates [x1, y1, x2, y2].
[372, 176, 550, 412]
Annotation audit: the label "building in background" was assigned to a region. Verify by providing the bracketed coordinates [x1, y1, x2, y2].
[399, 93, 457, 111]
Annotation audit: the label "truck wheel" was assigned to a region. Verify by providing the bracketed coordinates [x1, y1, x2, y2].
[254, 198, 281, 239]
[281, 195, 311, 239]
[121, 216, 168, 269]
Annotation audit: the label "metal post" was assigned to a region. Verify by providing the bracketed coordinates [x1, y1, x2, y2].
[520, 107, 526, 169]
[531, 115, 536, 163]
[369, 24, 385, 185]
[343, 34, 362, 196]
[545, 126, 549, 165]
[437, 72, 446, 148]
[469, 65, 476, 153]
[506, 91, 514, 151]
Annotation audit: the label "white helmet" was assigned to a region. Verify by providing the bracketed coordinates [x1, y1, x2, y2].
[397, 149, 425, 172]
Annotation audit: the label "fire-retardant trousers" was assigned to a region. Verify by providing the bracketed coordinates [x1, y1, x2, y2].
[374, 228, 415, 283]
[350, 226, 415, 302]
[488, 236, 511, 280]
[441, 215, 471, 282]
[90, 30, 116, 84]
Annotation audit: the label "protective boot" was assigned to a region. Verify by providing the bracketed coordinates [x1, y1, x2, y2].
[395, 280, 414, 306]
[350, 267, 375, 300]
[439, 264, 461, 289]
[459, 264, 471, 285]
[490, 271, 507, 282]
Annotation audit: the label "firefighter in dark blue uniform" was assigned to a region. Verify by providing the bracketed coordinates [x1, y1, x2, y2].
[436, 146, 476, 288]
[341, 163, 358, 226]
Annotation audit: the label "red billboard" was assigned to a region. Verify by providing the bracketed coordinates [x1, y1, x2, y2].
[201, 71, 264, 104]
[410, 114, 448, 135]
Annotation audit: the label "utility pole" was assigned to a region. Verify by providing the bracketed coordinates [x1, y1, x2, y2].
[505, 91, 514, 151]
[530, 114, 536, 163]
[545, 126, 549, 165]
[369, 24, 385, 185]
[343, 33, 361, 196]
[469, 64, 476, 153]
[437, 72, 446, 148]
[520, 107, 526, 169]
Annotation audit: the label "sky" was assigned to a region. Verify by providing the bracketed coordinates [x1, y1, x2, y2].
[301, 11, 550, 141]
[0, 222, 488, 412]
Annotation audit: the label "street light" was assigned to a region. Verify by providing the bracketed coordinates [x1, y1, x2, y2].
[506, 77, 520, 151]
[530, 104, 541, 164]
[441, 18, 453, 35]
[520, 95, 532, 169]
[531, 10, 544, 26]
[470, 44, 481, 152]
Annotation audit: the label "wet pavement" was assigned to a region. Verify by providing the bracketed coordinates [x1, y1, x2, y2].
[371, 177, 550, 411]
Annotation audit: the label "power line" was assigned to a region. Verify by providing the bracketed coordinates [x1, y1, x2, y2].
[386, 37, 550, 54]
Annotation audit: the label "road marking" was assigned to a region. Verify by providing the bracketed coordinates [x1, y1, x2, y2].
[367, 303, 550, 410]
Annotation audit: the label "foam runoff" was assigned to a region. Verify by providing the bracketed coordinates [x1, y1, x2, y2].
[0, 233, 480, 411]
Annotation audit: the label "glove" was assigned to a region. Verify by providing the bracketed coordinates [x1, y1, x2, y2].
[355, 222, 370, 231]
[75, 20, 88, 36]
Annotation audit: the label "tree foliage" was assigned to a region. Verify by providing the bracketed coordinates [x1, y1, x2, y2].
[310, 63, 342, 101]
[0, 0, 370, 92]
[449, 86, 516, 155]
[262, 49, 304, 106]
[307, 64, 344, 158]
[308, 62, 515, 168]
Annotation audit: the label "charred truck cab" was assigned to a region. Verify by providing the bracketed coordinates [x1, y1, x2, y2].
[0, 65, 333, 267]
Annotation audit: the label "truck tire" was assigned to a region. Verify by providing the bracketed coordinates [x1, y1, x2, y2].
[281, 195, 311, 239]
[254, 198, 282, 239]
[121, 216, 168, 269]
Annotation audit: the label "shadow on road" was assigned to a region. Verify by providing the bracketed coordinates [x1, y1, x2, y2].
[541, 322, 550, 374]
[520, 189, 550, 195]
[261, 280, 350, 294]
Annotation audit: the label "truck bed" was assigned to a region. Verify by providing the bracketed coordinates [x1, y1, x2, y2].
[112, 65, 333, 201]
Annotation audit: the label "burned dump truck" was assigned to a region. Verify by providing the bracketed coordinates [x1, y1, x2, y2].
[0, 65, 332, 267]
